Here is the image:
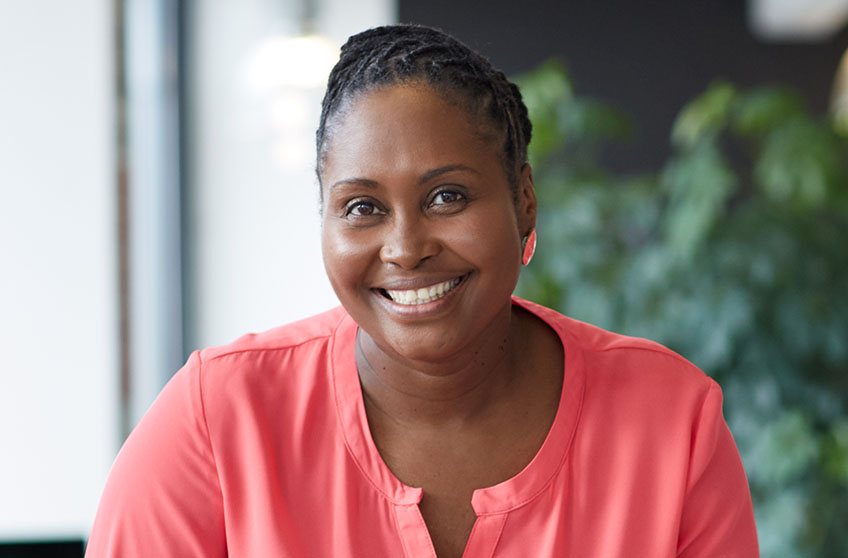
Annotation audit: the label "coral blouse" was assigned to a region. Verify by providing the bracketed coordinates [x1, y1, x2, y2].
[86, 297, 758, 557]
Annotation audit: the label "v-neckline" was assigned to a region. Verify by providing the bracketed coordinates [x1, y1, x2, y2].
[330, 296, 586, 554]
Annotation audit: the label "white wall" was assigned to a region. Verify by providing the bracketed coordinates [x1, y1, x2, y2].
[187, 0, 396, 349]
[0, 0, 119, 540]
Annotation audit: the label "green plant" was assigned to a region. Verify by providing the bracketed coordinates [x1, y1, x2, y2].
[515, 60, 848, 556]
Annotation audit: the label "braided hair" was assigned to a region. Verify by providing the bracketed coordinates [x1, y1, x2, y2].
[316, 24, 532, 196]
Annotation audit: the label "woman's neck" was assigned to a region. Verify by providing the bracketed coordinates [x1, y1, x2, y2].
[355, 305, 526, 427]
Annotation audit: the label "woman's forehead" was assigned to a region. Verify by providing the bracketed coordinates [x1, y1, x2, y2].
[320, 84, 504, 181]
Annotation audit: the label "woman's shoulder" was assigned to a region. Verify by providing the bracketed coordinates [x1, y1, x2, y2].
[197, 305, 348, 364]
[521, 300, 724, 451]
[181, 306, 350, 405]
[517, 297, 715, 396]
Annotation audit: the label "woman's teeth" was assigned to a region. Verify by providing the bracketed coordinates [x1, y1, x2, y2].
[385, 277, 462, 305]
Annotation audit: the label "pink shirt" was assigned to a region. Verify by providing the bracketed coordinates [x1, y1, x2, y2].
[86, 297, 758, 557]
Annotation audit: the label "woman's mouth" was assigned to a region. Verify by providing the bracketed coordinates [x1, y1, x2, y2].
[378, 275, 466, 305]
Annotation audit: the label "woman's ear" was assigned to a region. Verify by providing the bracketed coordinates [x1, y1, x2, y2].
[517, 163, 537, 234]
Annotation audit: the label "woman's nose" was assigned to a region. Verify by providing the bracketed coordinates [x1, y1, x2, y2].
[378, 215, 440, 269]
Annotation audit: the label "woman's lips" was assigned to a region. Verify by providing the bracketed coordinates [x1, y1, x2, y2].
[374, 274, 469, 306]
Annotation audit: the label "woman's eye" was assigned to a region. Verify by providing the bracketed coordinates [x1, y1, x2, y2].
[431, 190, 465, 206]
[345, 200, 380, 217]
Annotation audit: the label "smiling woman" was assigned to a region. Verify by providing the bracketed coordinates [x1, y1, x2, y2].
[85, 24, 759, 558]
[321, 85, 535, 367]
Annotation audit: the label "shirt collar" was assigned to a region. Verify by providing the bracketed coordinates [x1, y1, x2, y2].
[330, 296, 586, 513]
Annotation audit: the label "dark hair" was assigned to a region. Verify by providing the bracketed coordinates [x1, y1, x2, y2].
[315, 24, 532, 193]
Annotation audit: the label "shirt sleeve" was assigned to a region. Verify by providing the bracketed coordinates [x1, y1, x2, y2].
[676, 381, 759, 557]
[85, 351, 226, 557]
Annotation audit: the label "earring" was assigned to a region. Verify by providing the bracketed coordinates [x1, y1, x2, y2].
[522, 229, 537, 266]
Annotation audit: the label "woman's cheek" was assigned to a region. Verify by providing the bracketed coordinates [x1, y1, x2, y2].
[459, 205, 520, 263]
[322, 225, 375, 291]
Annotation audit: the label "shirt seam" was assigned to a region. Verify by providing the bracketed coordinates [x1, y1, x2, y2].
[583, 342, 701, 369]
[681, 380, 721, 492]
[201, 334, 335, 363]
[676, 381, 721, 556]
[414, 505, 438, 557]
[195, 350, 226, 535]
[491, 512, 508, 554]
[391, 504, 409, 557]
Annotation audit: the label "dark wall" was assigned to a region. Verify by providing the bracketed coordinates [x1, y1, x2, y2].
[398, 0, 848, 172]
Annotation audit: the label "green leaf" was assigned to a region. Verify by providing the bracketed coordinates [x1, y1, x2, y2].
[732, 87, 804, 137]
[514, 59, 574, 166]
[671, 81, 736, 149]
[661, 143, 737, 257]
[754, 118, 842, 208]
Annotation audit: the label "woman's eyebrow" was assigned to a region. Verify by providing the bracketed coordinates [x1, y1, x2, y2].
[329, 165, 479, 192]
[329, 178, 379, 192]
[419, 164, 480, 184]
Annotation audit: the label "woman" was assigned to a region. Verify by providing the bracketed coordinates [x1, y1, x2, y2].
[86, 24, 758, 557]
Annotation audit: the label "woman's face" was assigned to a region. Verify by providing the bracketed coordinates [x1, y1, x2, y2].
[320, 84, 536, 364]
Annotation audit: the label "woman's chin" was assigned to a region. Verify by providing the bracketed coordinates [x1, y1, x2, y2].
[374, 330, 469, 367]
[361, 303, 513, 370]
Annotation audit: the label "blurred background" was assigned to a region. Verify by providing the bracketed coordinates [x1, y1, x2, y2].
[0, 0, 845, 555]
